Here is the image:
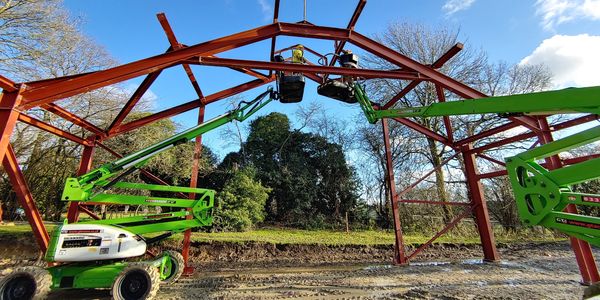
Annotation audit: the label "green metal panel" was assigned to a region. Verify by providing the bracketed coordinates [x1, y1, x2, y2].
[546, 157, 600, 186]
[44, 223, 63, 262]
[48, 263, 126, 289]
[516, 126, 600, 162]
[371, 86, 600, 119]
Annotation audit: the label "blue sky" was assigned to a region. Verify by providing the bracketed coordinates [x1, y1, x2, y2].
[63, 0, 600, 158]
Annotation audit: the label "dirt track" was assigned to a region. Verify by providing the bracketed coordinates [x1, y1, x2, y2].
[1, 237, 591, 299]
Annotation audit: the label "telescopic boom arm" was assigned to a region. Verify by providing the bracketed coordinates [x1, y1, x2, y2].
[355, 83, 600, 247]
[63, 88, 275, 203]
[60, 88, 276, 234]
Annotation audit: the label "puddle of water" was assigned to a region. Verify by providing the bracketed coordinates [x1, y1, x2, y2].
[363, 264, 394, 271]
[410, 261, 451, 266]
[499, 261, 524, 268]
[461, 259, 484, 265]
[506, 278, 519, 287]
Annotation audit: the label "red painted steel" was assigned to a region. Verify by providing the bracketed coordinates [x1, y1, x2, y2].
[476, 153, 506, 167]
[454, 121, 519, 146]
[158, 13, 206, 100]
[468, 114, 598, 155]
[406, 208, 473, 261]
[399, 200, 471, 206]
[78, 204, 101, 220]
[537, 117, 599, 284]
[3, 144, 49, 252]
[462, 143, 499, 261]
[108, 70, 163, 133]
[0, 88, 25, 163]
[383, 43, 463, 109]
[67, 144, 96, 223]
[193, 56, 422, 80]
[112, 76, 274, 135]
[397, 152, 459, 198]
[17, 114, 88, 146]
[182, 105, 206, 276]
[391, 117, 453, 147]
[436, 86, 454, 143]
[0, 74, 17, 92]
[19, 23, 281, 108]
[382, 119, 407, 264]
[348, 31, 484, 99]
[325, 0, 367, 81]
[42, 103, 106, 136]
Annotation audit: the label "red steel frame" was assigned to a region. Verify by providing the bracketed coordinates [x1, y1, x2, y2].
[0, 0, 597, 283]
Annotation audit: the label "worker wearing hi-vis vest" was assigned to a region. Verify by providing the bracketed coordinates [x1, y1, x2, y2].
[292, 45, 305, 64]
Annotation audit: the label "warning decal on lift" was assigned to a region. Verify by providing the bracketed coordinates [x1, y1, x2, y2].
[556, 217, 600, 230]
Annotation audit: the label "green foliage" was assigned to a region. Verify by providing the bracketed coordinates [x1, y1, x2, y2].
[227, 112, 361, 228]
[214, 167, 270, 231]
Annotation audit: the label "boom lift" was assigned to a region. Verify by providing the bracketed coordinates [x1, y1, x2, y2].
[317, 49, 600, 246]
[354, 82, 600, 247]
[0, 88, 277, 300]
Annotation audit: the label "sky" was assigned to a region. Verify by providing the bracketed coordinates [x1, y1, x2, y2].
[63, 0, 600, 159]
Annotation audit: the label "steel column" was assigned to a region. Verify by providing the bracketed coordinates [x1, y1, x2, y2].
[182, 104, 206, 276]
[66, 143, 96, 223]
[461, 143, 499, 261]
[435, 86, 454, 143]
[2, 144, 49, 252]
[382, 119, 406, 264]
[0, 87, 24, 163]
[537, 117, 599, 284]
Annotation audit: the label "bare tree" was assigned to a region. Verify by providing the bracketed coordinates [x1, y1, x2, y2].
[359, 22, 552, 228]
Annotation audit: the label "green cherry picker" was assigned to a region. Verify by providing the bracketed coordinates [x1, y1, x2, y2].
[317, 49, 600, 247]
[0, 88, 277, 300]
[352, 83, 600, 247]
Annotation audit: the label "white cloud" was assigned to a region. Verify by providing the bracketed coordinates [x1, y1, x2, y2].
[442, 0, 476, 15]
[535, 0, 600, 30]
[520, 34, 600, 87]
[257, 0, 272, 21]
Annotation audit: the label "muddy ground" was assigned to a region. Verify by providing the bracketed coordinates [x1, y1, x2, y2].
[0, 235, 593, 299]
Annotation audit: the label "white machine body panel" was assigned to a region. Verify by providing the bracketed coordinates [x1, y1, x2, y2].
[51, 224, 146, 262]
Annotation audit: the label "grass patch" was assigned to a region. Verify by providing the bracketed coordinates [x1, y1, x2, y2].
[0, 224, 566, 246]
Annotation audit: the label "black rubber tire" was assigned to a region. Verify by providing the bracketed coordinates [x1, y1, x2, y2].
[160, 251, 184, 284]
[111, 263, 160, 300]
[0, 266, 51, 300]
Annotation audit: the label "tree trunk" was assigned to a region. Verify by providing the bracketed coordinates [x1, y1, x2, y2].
[426, 137, 453, 223]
